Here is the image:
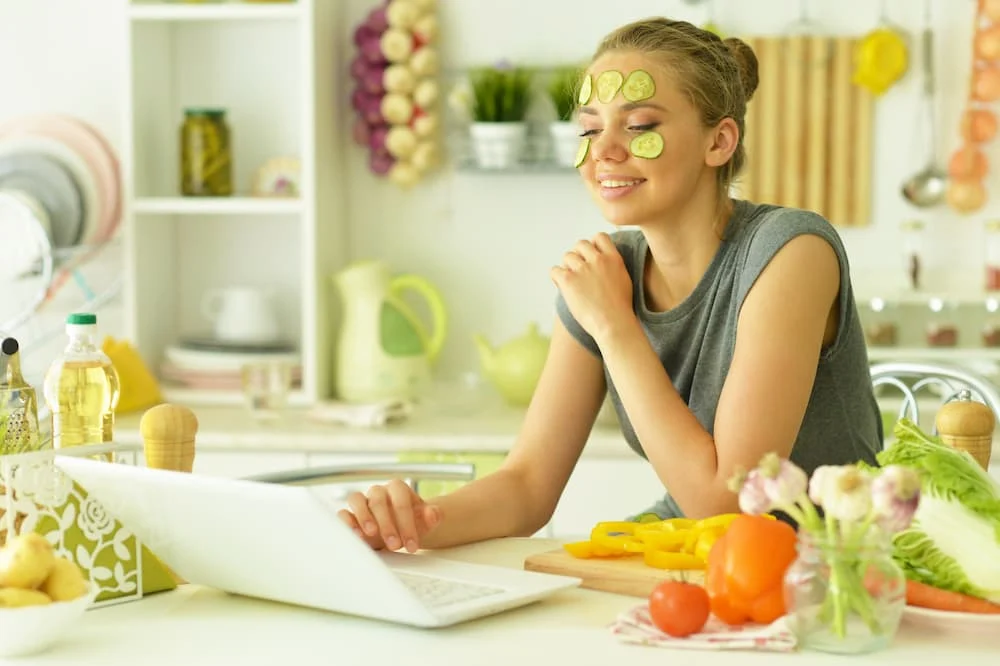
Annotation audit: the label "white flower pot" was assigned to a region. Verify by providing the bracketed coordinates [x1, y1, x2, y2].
[469, 122, 527, 169]
[549, 121, 582, 168]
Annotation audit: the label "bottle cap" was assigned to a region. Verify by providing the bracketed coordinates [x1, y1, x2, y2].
[66, 313, 97, 325]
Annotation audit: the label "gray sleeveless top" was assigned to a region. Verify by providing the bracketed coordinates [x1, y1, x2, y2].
[556, 200, 882, 519]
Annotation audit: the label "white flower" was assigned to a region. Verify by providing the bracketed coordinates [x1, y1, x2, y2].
[757, 452, 808, 504]
[871, 465, 921, 532]
[814, 467, 872, 522]
[447, 82, 473, 119]
[79, 496, 114, 541]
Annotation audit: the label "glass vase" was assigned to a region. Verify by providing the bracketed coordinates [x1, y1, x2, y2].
[783, 530, 906, 654]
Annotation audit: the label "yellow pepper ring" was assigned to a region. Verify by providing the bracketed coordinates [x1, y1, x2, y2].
[643, 550, 706, 570]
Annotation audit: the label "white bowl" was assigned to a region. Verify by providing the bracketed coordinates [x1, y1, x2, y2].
[0, 583, 98, 658]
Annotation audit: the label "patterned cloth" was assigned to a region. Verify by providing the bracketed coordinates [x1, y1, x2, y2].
[610, 604, 798, 652]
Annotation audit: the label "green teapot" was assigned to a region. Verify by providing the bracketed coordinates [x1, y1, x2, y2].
[473, 322, 550, 407]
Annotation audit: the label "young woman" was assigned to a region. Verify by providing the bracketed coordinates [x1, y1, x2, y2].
[338, 18, 882, 554]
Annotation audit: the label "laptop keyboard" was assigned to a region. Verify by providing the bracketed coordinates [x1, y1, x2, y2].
[395, 571, 505, 608]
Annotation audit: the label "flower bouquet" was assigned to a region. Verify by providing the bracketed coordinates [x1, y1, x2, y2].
[729, 453, 921, 654]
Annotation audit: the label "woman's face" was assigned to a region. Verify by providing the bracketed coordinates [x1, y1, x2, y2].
[576, 51, 727, 228]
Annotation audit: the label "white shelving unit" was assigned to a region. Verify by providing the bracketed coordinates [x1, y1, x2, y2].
[119, 0, 346, 405]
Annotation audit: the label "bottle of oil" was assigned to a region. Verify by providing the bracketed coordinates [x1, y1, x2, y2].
[42, 313, 120, 452]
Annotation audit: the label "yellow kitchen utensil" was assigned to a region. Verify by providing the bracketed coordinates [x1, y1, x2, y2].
[853, 26, 909, 96]
[102, 336, 163, 414]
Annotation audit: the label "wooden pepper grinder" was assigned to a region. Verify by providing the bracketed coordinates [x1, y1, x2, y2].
[935, 390, 994, 470]
[139, 404, 198, 473]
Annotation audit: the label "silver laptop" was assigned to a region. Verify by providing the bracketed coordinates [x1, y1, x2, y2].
[54, 456, 580, 628]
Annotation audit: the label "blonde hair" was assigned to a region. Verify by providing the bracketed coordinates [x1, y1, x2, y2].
[591, 18, 759, 198]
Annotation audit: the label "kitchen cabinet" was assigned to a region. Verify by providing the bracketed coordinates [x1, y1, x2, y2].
[120, 0, 347, 406]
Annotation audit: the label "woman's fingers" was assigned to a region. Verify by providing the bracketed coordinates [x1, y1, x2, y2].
[574, 238, 601, 262]
[365, 485, 403, 550]
[562, 250, 586, 271]
[346, 490, 379, 537]
[386, 480, 421, 553]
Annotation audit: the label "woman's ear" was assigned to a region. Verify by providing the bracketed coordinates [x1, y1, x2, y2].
[705, 117, 739, 168]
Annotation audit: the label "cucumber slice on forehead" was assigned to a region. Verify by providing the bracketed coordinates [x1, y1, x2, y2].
[623, 70, 655, 102]
[578, 74, 593, 105]
[596, 70, 624, 104]
[630, 131, 664, 159]
[574, 138, 590, 168]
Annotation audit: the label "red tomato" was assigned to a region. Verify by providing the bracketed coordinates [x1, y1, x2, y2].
[648, 580, 710, 638]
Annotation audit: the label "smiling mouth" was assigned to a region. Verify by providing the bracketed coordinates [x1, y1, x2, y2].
[600, 178, 646, 188]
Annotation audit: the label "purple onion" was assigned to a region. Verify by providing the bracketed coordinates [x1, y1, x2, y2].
[350, 56, 369, 81]
[351, 87, 371, 112]
[353, 25, 376, 48]
[362, 65, 386, 95]
[370, 151, 395, 176]
[352, 119, 371, 147]
[366, 7, 389, 33]
[360, 37, 386, 65]
[368, 124, 389, 152]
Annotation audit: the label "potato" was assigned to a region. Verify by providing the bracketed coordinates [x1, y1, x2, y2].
[40, 557, 88, 602]
[0, 533, 55, 589]
[0, 588, 51, 608]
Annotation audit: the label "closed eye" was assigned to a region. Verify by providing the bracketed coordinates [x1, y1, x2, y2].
[579, 122, 659, 138]
[579, 129, 600, 137]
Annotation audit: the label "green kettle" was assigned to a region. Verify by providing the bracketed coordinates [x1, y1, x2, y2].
[332, 260, 447, 402]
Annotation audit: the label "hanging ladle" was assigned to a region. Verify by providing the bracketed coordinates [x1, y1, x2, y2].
[901, 0, 947, 207]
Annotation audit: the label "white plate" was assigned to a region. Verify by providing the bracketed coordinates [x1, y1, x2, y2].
[902, 604, 1000, 633]
[0, 135, 101, 246]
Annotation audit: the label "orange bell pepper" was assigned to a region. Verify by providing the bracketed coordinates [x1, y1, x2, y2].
[704, 514, 798, 626]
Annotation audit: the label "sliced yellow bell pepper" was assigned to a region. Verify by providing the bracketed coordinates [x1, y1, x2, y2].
[634, 529, 687, 551]
[694, 513, 742, 531]
[643, 550, 706, 570]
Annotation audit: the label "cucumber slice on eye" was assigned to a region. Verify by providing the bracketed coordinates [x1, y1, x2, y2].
[574, 138, 590, 168]
[630, 131, 664, 159]
[596, 70, 624, 104]
[578, 74, 593, 105]
[623, 69, 655, 102]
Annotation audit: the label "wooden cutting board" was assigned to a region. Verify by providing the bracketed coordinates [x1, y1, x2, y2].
[523, 548, 705, 598]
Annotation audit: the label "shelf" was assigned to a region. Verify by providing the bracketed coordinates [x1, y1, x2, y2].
[133, 197, 302, 215]
[867, 347, 1000, 362]
[129, 2, 300, 22]
[858, 290, 1000, 307]
[161, 385, 309, 407]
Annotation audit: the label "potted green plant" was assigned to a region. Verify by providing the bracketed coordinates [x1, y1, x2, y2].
[465, 63, 534, 168]
[546, 65, 585, 168]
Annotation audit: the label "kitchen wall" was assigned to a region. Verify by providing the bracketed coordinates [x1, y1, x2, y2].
[0, 0, 992, 381]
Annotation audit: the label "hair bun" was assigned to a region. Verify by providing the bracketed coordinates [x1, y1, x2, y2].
[724, 37, 759, 101]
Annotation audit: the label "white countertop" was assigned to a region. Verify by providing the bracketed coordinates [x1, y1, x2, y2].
[31, 538, 999, 666]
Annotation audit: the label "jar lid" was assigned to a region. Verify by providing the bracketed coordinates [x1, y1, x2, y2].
[184, 108, 226, 117]
[66, 313, 96, 325]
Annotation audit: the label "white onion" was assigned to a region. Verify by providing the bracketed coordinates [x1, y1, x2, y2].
[413, 15, 439, 44]
[413, 79, 439, 109]
[380, 94, 414, 125]
[386, 0, 420, 30]
[380, 29, 414, 63]
[389, 161, 420, 187]
[411, 141, 440, 172]
[409, 47, 439, 77]
[383, 64, 417, 94]
[385, 126, 418, 158]
[412, 113, 439, 137]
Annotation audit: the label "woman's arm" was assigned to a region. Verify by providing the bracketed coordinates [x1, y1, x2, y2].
[597, 234, 841, 518]
[421, 316, 607, 548]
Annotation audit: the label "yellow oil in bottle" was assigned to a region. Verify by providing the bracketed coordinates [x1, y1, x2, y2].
[43, 313, 120, 460]
[44, 360, 118, 447]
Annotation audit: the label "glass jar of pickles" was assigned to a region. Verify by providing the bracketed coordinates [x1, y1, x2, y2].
[180, 108, 232, 197]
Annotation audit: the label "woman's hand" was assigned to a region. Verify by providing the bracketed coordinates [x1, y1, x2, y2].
[337, 480, 442, 553]
[550, 232, 635, 344]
